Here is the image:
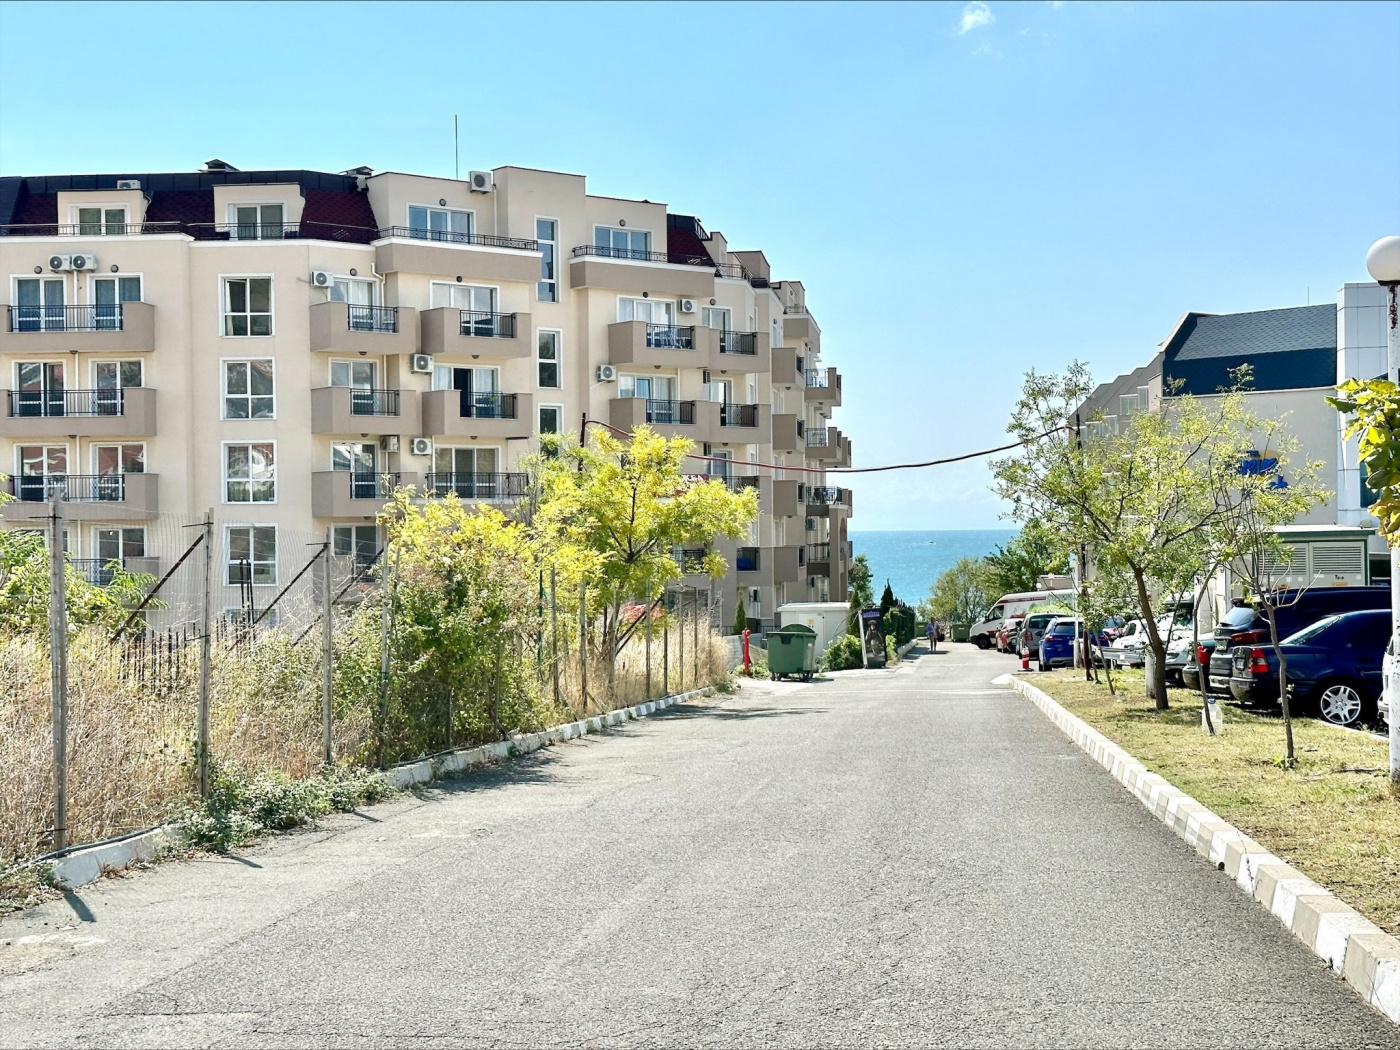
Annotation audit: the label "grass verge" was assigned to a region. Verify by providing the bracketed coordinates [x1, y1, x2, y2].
[1031, 668, 1400, 936]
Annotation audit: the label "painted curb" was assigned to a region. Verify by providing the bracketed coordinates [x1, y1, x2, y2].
[47, 825, 182, 891]
[1007, 674, 1400, 1027]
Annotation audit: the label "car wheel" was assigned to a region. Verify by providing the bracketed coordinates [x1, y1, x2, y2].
[1316, 681, 1367, 727]
[974, 636, 991, 650]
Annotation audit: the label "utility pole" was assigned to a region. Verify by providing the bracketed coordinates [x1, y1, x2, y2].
[693, 587, 700, 687]
[198, 508, 213, 796]
[578, 580, 588, 714]
[662, 596, 670, 696]
[679, 589, 686, 691]
[550, 567, 560, 707]
[321, 530, 334, 767]
[48, 491, 68, 850]
[644, 576, 653, 701]
[377, 530, 393, 769]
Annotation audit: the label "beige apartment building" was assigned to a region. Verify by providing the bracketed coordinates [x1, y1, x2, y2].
[0, 162, 852, 631]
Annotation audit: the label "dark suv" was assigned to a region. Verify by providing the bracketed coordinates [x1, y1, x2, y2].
[1205, 587, 1392, 696]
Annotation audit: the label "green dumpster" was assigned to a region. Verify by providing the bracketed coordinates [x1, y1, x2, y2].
[951, 623, 971, 643]
[767, 623, 818, 681]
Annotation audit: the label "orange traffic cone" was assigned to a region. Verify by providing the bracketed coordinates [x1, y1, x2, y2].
[1021, 646, 1030, 671]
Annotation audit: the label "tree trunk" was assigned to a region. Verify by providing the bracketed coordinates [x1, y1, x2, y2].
[1132, 567, 1169, 709]
[1263, 604, 1296, 766]
[1192, 576, 1215, 735]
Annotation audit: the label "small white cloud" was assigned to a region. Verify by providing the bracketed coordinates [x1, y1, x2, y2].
[1048, 0, 1066, 8]
[959, 1, 994, 34]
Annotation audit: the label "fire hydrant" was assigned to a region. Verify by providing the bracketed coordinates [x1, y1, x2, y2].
[1021, 644, 1030, 672]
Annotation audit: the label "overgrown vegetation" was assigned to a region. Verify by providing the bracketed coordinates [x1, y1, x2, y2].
[821, 633, 864, 671]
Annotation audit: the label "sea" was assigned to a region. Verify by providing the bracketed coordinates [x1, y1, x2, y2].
[851, 529, 1018, 606]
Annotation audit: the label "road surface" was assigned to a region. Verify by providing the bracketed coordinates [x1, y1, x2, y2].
[3, 644, 1396, 1048]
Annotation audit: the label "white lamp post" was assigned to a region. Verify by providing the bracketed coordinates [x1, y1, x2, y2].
[1365, 235, 1400, 786]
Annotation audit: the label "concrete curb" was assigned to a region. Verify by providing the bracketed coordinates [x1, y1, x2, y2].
[47, 686, 716, 892]
[1006, 674, 1400, 1027]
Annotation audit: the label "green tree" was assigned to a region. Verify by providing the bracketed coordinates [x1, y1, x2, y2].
[922, 556, 995, 626]
[732, 586, 748, 635]
[983, 521, 1069, 595]
[0, 527, 156, 637]
[846, 553, 874, 636]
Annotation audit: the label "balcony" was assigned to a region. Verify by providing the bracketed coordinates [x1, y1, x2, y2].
[770, 347, 805, 388]
[717, 402, 768, 443]
[419, 308, 531, 359]
[806, 485, 853, 517]
[373, 228, 541, 284]
[0, 387, 157, 438]
[67, 555, 162, 586]
[609, 396, 701, 441]
[772, 479, 801, 518]
[568, 245, 717, 298]
[1, 472, 159, 522]
[607, 320, 717, 368]
[805, 542, 832, 578]
[420, 389, 533, 441]
[308, 301, 417, 356]
[771, 414, 802, 453]
[735, 545, 803, 588]
[422, 472, 530, 503]
[311, 471, 412, 519]
[712, 330, 771, 374]
[310, 387, 419, 437]
[782, 306, 819, 348]
[803, 367, 842, 408]
[806, 427, 843, 463]
[1, 302, 156, 353]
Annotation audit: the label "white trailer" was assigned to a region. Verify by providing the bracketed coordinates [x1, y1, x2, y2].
[775, 602, 852, 663]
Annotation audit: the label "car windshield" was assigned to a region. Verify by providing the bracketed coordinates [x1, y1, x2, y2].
[1282, 615, 1340, 645]
[1049, 622, 1079, 636]
[1219, 606, 1258, 630]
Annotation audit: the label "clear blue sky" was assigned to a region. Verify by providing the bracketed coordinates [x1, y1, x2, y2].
[2, 1, 1397, 530]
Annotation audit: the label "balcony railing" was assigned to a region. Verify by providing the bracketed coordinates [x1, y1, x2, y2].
[8, 389, 127, 418]
[807, 486, 846, 506]
[719, 403, 759, 428]
[346, 305, 399, 334]
[644, 399, 695, 425]
[6, 473, 127, 502]
[0, 222, 186, 237]
[806, 429, 831, 447]
[458, 310, 517, 339]
[347, 472, 400, 500]
[570, 246, 751, 279]
[806, 543, 831, 562]
[7, 304, 129, 332]
[460, 392, 519, 420]
[644, 324, 694, 350]
[722, 475, 760, 493]
[783, 303, 809, 315]
[424, 472, 530, 501]
[67, 558, 136, 586]
[719, 331, 758, 355]
[348, 388, 401, 417]
[736, 547, 761, 573]
[676, 548, 708, 574]
[377, 227, 538, 251]
[804, 369, 830, 388]
[0, 221, 380, 243]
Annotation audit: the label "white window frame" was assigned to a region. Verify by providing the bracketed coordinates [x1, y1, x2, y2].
[593, 225, 651, 258]
[538, 403, 564, 436]
[90, 442, 146, 475]
[87, 272, 144, 303]
[220, 274, 274, 337]
[328, 276, 377, 305]
[226, 201, 288, 241]
[15, 443, 69, 476]
[535, 215, 559, 302]
[220, 357, 276, 420]
[406, 203, 474, 241]
[224, 605, 280, 626]
[94, 526, 147, 563]
[429, 280, 498, 314]
[90, 358, 145, 389]
[536, 328, 561, 389]
[616, 296, 675, 325]
[69, 203, 130, 235]
[221, 440, 277, 505]
[329, 358, 378, 388]
[11, 275, 67, 331]
[224, 523, 279, 587]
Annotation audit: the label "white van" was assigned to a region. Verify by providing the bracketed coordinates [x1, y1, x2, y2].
[968, 590, 1075, 650]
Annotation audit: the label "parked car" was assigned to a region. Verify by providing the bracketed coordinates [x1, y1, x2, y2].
[1206, 587, 1393, 696]
[1228, 609, 1390, 726]
[968, 588, 1076, 649]
[1180, 638, 1219, 693]
[1038, 617, 1083, 669]
[1020, 612, 1061, 661]
[997, 616, 1025, 654]
[1382, 635, 1395, 729]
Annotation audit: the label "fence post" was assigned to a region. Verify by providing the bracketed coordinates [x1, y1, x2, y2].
[662, 592, 669, 696]
[692, 586, 699, 687]
[321, 529, 334, 767]
[645, 576, 653, 701]
[48, 491, 68, 850]
[550, 566, 560, 707]
[679, 590, 686, 692]
[198, 508, 213, 796]
[377, 534, 393, 770]
[579, 580, 588, 714]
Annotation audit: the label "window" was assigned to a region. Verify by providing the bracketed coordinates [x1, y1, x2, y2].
[224, 606, 279, 627]
[93, 444, 144, 474]
[223, 277, 272, 336]
[96, 527, 145, 564]
[76, 207, 128, 236]
[332, 442, 379, 498]
[223, 360, 274, 419]
[431, 282, 499, 335]
[537, 330, 560, 388]
[224, 443, 275, 503]
[536, 218, 558, 301]
[15, 445, 67, 501]
[14, 277, 64, 331]
[701, 307, 731, 330]
[333, 524, 380, 572]
[330, 359, 376, 388]
[230, 203, 284, 240]
[14, 361, 64, 417]
[329, 278, 374, 305]
[408, 205, 471, 242]
[538, 404, 562, 435]
[431, 446, 500, 497]
[94, 360, 143, 390]
[594, 225, 650, 259]
[226, 525, 277, 585]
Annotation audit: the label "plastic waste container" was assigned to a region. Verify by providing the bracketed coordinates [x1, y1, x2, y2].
[767, 624, 818, 681]
[951, 623, 971, 643]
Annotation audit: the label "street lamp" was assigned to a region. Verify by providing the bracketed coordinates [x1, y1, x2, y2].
[1366, 235, 1400, 786]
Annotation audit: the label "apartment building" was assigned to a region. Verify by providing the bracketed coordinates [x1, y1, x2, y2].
[0, 162, 852, 631]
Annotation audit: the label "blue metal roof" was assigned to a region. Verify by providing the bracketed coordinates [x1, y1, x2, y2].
[1164, 304, 1335, 394]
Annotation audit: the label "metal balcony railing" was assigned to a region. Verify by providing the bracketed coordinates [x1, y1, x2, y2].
[806, 429, 831, 447]
[804, 369, 830, 388]
[0, 221, 380, 243]
[806, 543, 831, 562]
[676, 548, 708, 574]
[347, 472, 400, 500]
[458, 311, 517, 339]
[348, 389, 401, 416]
[570, 245, 750, 279]
[8, 389, 126, 417]
[346, 305, 399, 334]
[722, 475, 760, 493]
[719, 403, 759, 428]
[377, 226, 538, 251]
[7, 473, 127, 502]
[736, 547, 761, 573]
[8, 304, 127, 332]
[66, 558, 132, 586]
[807, 486, 846, 506]
[644, 399, 696, 425]
[0, 222, 186, 237]
[424, 472, 530, 500]
[459, 392, 519, 420]
[644, 324, 694, 350]
[719, 331, 758, 355]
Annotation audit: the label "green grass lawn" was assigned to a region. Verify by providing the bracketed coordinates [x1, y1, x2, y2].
[1031, 668, 1400, 936]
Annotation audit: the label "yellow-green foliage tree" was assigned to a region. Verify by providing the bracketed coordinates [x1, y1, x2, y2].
[529, 426, 758, 700]
[1330, 379, 1400, 541]
[0, 527, 155, 636]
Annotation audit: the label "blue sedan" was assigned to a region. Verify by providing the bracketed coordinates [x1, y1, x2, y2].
[1038, 618, 1082, 670]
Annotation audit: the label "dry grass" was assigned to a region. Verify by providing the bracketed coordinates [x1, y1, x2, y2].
[1033, 668, 1400, 935]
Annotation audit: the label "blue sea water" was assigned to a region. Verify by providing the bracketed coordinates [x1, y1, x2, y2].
[851, 529, 1018, 606]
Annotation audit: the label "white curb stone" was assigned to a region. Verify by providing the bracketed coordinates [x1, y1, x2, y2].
[48, 826, 181, 891]
[1008, 674, 1400, 1027]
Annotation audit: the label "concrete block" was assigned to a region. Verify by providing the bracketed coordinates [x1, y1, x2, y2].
[1251, 864, 1319, 924]
[1316, 910, 1384, 974]
[1343, 934, 1400, 1023]
[1293, 894, 1356, 952]
[1222, 836, 1266, 881]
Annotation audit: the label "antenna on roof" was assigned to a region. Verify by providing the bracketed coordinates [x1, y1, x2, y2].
[454, 115, 459, 180]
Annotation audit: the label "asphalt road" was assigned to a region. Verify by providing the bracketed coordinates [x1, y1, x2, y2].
[3, 644, 1397, 1049]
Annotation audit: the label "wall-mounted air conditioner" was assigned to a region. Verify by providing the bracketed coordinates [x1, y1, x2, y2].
[410, 437, 433, 456]
[48, 254, 73, 271]
[468, 170, 494, 193]
[69, 253, 98, 271]
[596, 364, 617, 382]
[380, 435, 400, 453]
[679, 298, 697, 313]
[310, 270, 334, 288]
[410, 354, 433, 374]
[116, 179, 141, 191]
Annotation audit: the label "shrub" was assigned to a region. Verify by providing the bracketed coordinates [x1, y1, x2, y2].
[821, 633, 864, 671]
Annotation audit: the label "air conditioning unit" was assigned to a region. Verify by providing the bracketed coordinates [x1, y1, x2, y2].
[310, 270, 335, 288]
[380, 435, 400, 453]
[595, 364, 618, 382]
[48, 254, 73, 271]
[410, 354, 433, 374]
[409, 437, 433, 456]
[116, 179, 141, 191]
[69, 253, 98, 271]
[679, 298, 697, 314]
[468, 170, 494, 193]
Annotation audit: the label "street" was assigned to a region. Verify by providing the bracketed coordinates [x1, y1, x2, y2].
[2, 645, 1396, 1049]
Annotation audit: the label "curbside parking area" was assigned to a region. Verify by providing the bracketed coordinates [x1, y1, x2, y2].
[45, 685, 714, 893]
[1005, 673, 1400, 1027]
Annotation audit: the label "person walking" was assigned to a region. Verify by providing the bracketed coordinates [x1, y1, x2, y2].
[926, 617, 938, 654]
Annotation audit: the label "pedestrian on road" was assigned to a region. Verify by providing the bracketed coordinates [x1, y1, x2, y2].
[926, 618, 938, 654]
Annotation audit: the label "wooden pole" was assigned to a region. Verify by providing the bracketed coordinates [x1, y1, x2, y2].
[645, 576, 653, 700]
[579, 580, 588, 714]
[321, 530, 334, 766]
[550, 567, 560, 707]
[198, 508, 212, 796]
[48, 491, 68, 850]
